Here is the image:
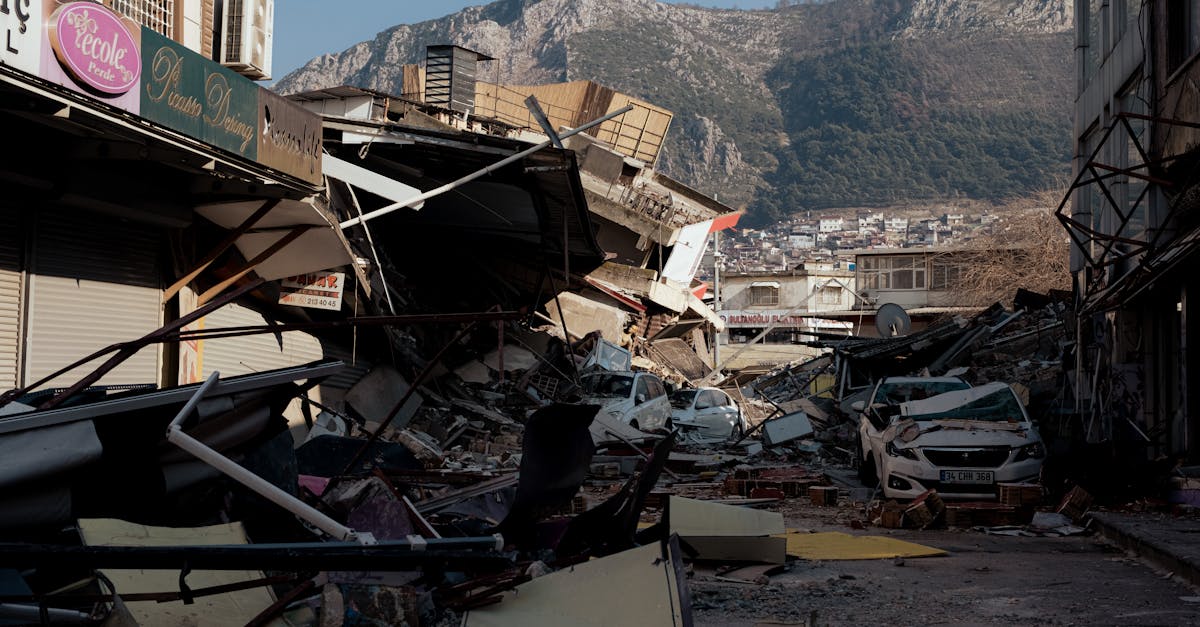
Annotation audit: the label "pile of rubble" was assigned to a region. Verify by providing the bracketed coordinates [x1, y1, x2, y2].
[0, 292, 867, 626]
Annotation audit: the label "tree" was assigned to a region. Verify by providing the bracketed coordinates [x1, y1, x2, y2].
[936, 186, 1071, 308]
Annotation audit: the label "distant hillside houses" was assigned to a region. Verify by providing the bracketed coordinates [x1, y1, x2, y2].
[705, 208, 1002, 277]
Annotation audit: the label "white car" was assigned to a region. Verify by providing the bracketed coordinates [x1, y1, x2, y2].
[668, 387, 747, 440]
[855, 376, 972, 485]
[859, 381, 1045, 500]
[580, 371, 672, 432]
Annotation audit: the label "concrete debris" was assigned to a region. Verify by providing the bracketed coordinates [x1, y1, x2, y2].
[0, 30, 1165, 622]
[760, 411, 815, 447]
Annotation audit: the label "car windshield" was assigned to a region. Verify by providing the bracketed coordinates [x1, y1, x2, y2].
[907, 388, 1025, 423]
[669, 390, 698, 409]
[582, 374, 634, 398]
[873, 380, 969, 405]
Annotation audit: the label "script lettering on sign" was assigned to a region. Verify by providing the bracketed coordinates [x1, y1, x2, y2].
[204, 71, 254, 152]
[47, 2, 140, 94]
[145, 46, 202, 116]
[257, 88, 323, 184]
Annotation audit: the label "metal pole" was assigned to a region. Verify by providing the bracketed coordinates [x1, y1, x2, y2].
[339, 105, 635, 229]
[713, 230, 721, 366]
[166, 374, 369, 544]
[702, 288, 820, 384]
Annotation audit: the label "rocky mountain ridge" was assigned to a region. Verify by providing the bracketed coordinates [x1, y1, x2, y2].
[276, 0, 1074, 224]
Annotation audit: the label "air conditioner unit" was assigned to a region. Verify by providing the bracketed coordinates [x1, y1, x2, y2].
[219, 0, 273, 81]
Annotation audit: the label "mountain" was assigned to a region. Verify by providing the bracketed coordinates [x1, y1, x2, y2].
[275, 0, 1074, 226]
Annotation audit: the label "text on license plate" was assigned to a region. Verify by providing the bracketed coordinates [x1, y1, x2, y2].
[940, 470, 994, 484]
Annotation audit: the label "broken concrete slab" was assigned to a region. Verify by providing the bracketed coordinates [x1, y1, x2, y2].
[463, 537, 691, 626]
[668, 496, 787, 564]
[394, 429, 444, 467]
[345, 366, 423, 429]
[544, 291, 628, 344]
[760, 411, 814, 447]
[482, 345, 541, 373]
[668, 496, 785, 537]
[455, 360, 494, 385]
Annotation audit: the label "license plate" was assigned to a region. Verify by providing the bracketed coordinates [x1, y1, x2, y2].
[940, 470, 994, 484]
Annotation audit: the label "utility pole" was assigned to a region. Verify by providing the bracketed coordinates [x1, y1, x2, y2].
[712, 230, 722, 366]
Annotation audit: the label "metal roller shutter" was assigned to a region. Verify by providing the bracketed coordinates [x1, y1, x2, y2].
[200, 302, 326, 377]
[200, 303, 368, 390]
[0, 210, 23, 390]
[24, 209, 163, 388]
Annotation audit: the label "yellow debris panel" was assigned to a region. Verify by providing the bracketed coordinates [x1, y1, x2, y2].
[777, 530, 947, 560]
[78, 518, 275, 627]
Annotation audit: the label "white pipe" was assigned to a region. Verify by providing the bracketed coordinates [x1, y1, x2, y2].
[338, 105, 635, 229]
[165, 373, 365, 543]
[167, 425, 362, 542]
[167, 372, 222, 430]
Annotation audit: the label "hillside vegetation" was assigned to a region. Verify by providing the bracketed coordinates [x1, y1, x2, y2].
[275, 0, 1074, 226]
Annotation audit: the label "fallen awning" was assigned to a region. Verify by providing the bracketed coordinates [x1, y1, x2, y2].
[194, 199, 353, 280]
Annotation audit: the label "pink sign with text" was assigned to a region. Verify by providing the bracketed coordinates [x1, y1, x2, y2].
[41, 1, 140, 112]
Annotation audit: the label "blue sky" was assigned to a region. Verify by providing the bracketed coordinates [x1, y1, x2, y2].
[273, 0, 777, 81]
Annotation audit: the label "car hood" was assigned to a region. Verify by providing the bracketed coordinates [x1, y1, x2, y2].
[886, 419, 1039, 448]
[580, 394, 627, 408]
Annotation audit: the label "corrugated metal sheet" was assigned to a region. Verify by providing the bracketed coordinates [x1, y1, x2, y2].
[200, 303, 367, 389]
[0, 210, 23, 390]
[25, 209, 163, 388]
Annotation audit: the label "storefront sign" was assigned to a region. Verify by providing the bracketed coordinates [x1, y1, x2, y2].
[38, 0, 139, 111]
[279, 272, 344, 311]
[1, 0, 43, 75]
[258, 88, 323, 185]
[48, 1, 139, 94]
[4, 1, 321, 184]
[719, 310, 852, 330]
[141, 28, 257, 159]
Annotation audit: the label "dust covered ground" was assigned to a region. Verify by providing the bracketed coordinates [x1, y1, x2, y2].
[689, 499, 1200, 626]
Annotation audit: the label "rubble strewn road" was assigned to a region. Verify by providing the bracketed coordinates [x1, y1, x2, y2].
[693, 511, 1200, 626]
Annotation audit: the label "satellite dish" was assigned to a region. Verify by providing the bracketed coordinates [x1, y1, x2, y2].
[875, 303, 912, 338]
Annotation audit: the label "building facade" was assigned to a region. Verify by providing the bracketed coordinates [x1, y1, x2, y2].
[0, 0, 344, 408]
[1062, 0, 1200, 458]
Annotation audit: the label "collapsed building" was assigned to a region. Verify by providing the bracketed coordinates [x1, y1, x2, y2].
[0, 3, 751, 619]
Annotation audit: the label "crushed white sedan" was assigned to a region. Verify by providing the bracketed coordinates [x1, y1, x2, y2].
[862, 381, 1045, 500]
[668, 387, 747, 442]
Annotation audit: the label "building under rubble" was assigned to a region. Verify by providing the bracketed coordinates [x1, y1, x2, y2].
[1062, 1, 1200, 460]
